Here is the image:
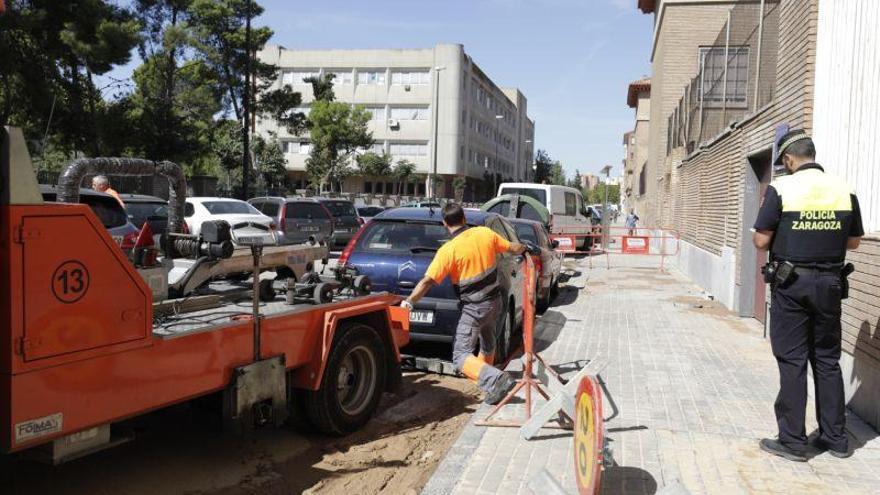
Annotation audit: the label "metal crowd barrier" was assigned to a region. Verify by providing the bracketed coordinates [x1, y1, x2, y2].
[549, 226, 681, 271]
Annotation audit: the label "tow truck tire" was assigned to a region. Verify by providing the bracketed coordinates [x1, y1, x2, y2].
[353, 275, 371, 296]
[304, 323, 387, 435]
[314, 282, 333, 304]
[258, 279, 276, 302]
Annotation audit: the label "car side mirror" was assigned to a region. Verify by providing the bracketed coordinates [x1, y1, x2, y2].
[550, 239, 560, 249]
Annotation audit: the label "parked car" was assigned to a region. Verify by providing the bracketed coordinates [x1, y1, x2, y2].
[401, 201, 441, 208]
[508, 218, 563, 312]
[315, 198, 362, 248]
[184, 197, 274, 239]
[357, 205, 386, 222]
[497, 183, 596, 249]
[40, 185, 141, 256]
[121, 193, 172, 245]
[248, 197, 334, 245]
[338, 208, 526, 360]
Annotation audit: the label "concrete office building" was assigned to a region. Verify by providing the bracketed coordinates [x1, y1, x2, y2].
[256, 43, 535, 200]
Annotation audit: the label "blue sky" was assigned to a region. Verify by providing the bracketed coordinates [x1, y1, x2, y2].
[104, 0, 654, 179]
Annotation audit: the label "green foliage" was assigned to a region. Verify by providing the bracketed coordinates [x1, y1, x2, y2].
[392, 159, 416, 194]
[1, 0, 141, 156]
[305, 73, 336, 102]
[305, 100, 372, 193]
[586, 183, 620, 205]
[252, 133, 287, 190]
[569, 169, 582, 189]
[356, 152, 392, 177]
[533, 149, 553, 184]
[548, 161, 566, 186]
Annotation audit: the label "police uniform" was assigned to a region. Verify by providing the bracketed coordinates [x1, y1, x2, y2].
[425, 225, 511, 395]
[755, 132, 864, 456]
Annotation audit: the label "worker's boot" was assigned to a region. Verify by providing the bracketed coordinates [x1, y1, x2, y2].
[810, 437, 852, 458]
[759, 438, 807, 462]
[483, 372, 516, 405]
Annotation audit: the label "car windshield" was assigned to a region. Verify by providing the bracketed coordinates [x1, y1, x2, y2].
[513, 224, 538, 244]
[202, 200, 259, 215]
[498, 187, 547, 206]
[322, 201, 357, 217]
[357, 221, 449, 253]
[125, 202, 168, 226]
[82, 196, 128, 228]
[358, 207, 384, 217]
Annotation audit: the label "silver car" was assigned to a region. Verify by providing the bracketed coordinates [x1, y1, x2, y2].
[248, 197, 334, 245]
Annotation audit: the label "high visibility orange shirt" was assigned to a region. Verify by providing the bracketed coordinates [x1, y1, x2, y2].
[426, 226, 511, 302]
[105, 187, 124, 206]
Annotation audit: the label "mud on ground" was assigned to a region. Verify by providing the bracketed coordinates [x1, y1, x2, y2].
[5, 373, 479, 495]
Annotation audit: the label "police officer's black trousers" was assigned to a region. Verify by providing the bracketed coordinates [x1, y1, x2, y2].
[769, 269, 847, 453]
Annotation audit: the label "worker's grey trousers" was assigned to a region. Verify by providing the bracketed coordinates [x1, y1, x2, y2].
[452, 296, 505, 393]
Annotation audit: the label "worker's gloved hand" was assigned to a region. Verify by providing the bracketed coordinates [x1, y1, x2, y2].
[400, 299, 414, 310]
[524, 242, 541, 256]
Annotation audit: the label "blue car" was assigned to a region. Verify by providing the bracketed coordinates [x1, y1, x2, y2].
[337, 208, 527, 359]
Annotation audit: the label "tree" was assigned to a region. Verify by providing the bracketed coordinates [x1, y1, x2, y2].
[452, 175, 467, 202]
[548, 161, 566, 186]
[304, 73, 336, 102]
[252, 133, 286, 191]
[305, 100, 372, 193]
[392, 159, 416, 195]
[533, 149, 553, 183]
[356, 151, 392, 178]
[588, 183, 620, 205]
[569, 169, 582, 189]
[1, 1, 141, 156]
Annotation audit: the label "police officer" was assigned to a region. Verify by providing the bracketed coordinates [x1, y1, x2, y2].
[754, 130, 864, 461]
[402, 203, 532, 404]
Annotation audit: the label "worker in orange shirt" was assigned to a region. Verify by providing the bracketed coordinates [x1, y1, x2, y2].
[91, 175, 124, 206]
[402, 203, 533, 404]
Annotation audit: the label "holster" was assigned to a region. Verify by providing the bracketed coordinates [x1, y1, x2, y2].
[840, 262, 855, 299]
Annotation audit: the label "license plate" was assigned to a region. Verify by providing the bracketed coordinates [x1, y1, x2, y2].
[409, 310, 434, 324]
[335, 228, 350, 233]
[300, 226, 320, 232]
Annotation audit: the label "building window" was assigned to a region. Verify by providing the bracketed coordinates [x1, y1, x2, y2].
[698, 46, 749, 106]
[357, 70, 386, 85]
[282, 70, 319, 85]
[363, 106, 385, 121]
[284, 141, 311, 154]
[364, 181, 373, 193]
[389, 142, 428, 156]
[389, 107, 430, 121]
[391, 70, 430, 85]
[326, 70, 353, 85]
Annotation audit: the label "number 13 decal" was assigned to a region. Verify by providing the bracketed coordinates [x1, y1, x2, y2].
[52, 261, 90, 303]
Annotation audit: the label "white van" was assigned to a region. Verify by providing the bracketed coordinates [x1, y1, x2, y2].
[496, 183, 599, 248]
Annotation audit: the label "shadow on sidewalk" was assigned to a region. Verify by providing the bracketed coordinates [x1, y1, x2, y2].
[603, 462, 659, 494]
[534, 310, 567, 353]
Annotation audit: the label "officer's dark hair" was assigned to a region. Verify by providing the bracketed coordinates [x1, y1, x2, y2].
[780, 130, 816, 160]
[442, 203, 466, 226]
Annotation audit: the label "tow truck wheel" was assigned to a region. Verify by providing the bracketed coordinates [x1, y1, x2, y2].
[304, 323, 387, 435]
[314, 282, 333, 304]
[352, 275, 371, 296]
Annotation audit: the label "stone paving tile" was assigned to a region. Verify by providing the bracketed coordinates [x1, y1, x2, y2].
[422, 255, 880, 495]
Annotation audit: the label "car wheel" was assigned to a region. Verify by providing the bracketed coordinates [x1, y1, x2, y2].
[536, 279, 551, 314]
[550, 277, 560, 300]
[494, 302, 514, 363]
[303, 323, 387, 435]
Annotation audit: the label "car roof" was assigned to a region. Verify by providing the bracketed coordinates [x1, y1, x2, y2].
[375, 207, 497, 225]
[188, 197, 246, 203]
[119, 193, 167, 203]
[248, 196, 322, 203]
[507, 217, 544, 228]
[312, 197, 353, 203]
[39, 184, 114, 199]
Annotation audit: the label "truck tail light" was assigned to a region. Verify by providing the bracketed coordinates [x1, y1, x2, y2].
[337, 224, 367, 268]
[134, 222, 159, 267]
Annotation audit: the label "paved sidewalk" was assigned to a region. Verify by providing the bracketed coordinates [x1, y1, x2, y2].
[423, 255, 880, 495]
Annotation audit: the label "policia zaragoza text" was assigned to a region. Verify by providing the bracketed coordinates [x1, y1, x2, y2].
[754, 129, 864, 463]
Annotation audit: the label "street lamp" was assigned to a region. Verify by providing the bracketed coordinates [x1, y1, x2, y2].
[429, 65, 446, 199]
[600, 164, 613, 248]
[493, 114, 503, 196]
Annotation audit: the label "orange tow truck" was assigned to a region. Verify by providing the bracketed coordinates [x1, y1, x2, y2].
[0, 127, 409, 463]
